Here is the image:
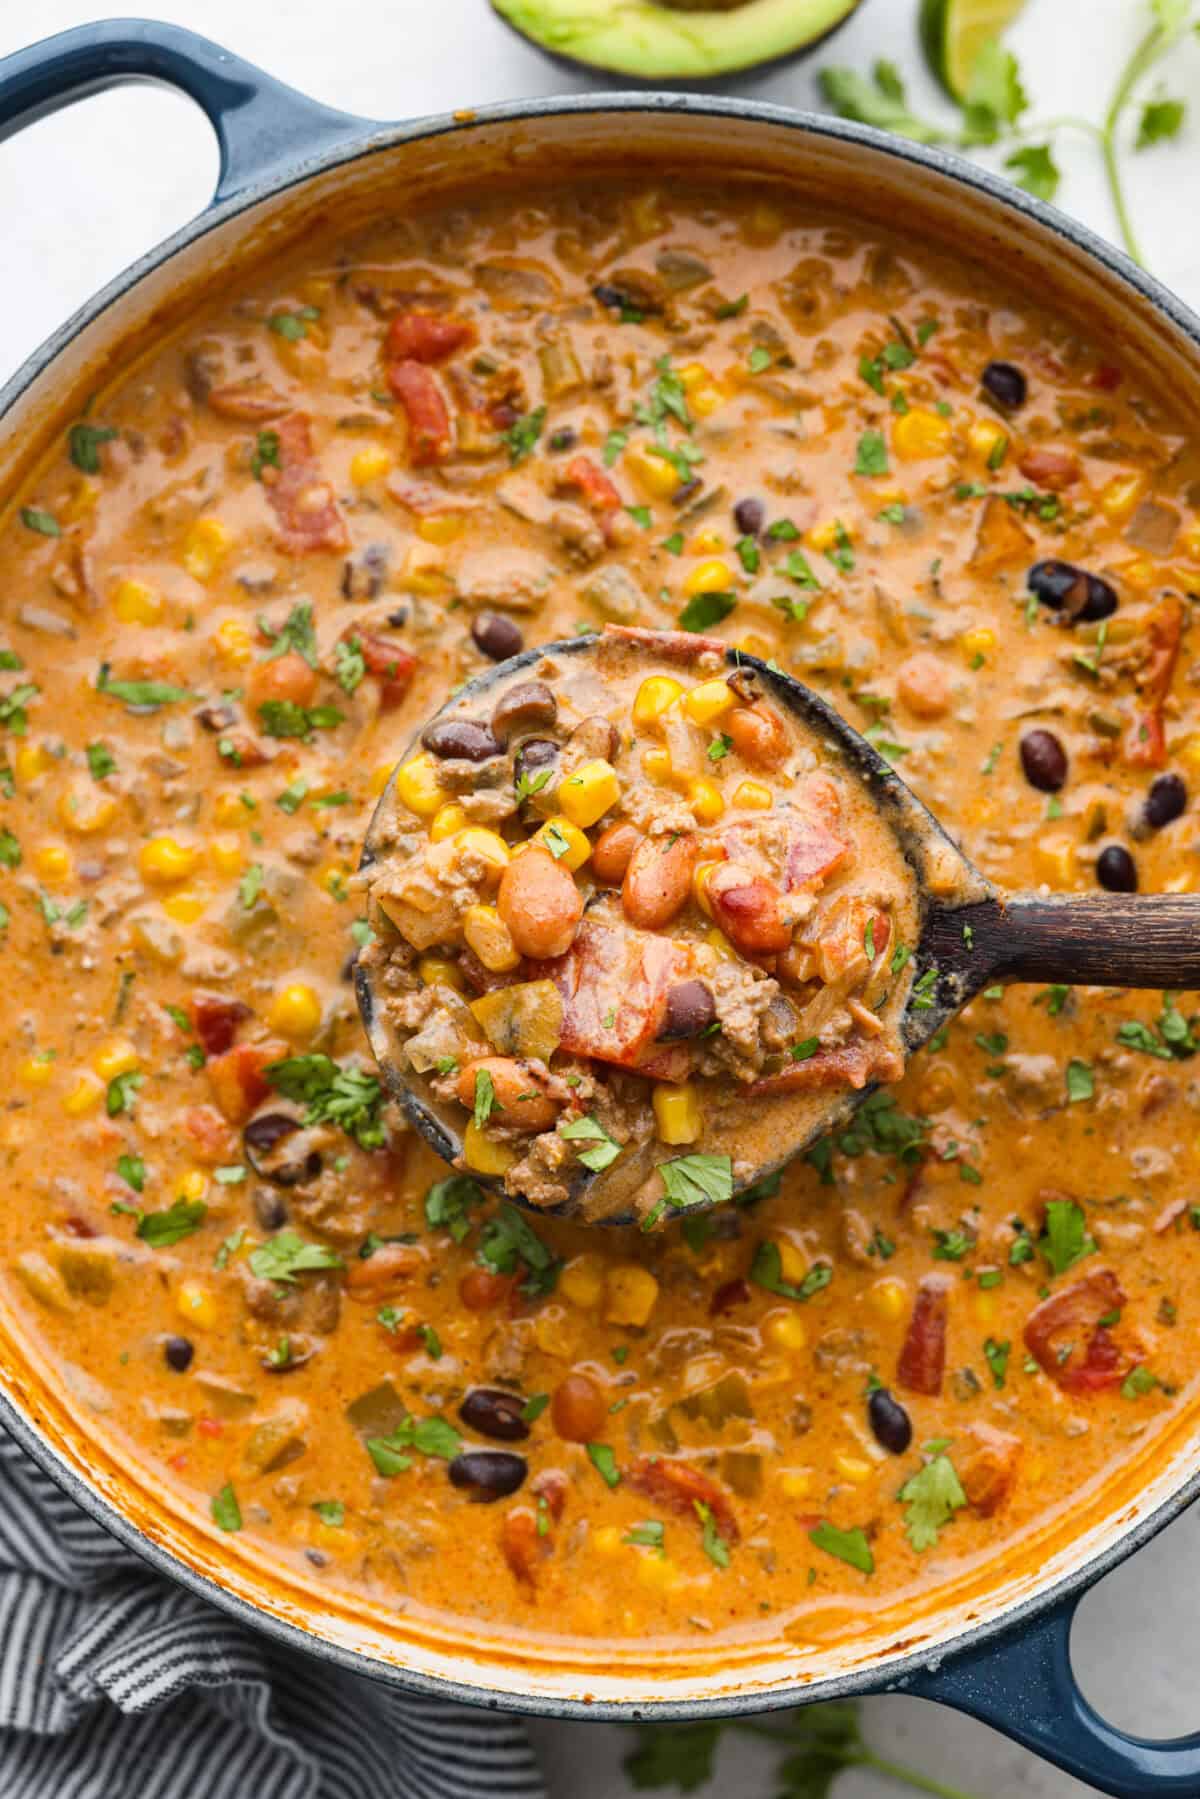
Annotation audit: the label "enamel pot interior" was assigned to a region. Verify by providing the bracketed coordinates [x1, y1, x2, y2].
[3, 97, 1200, 1718]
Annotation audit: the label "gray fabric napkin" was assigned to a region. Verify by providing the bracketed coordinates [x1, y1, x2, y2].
[0, 1430, 547, 1799]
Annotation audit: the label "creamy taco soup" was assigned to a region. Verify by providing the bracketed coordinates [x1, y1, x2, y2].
[1, 176, 1198, 1658]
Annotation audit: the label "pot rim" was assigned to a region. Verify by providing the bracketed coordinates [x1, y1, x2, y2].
[3, 85, 1200, 1721]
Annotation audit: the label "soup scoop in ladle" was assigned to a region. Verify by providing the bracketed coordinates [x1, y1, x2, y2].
[356, 631, 1200, 1223]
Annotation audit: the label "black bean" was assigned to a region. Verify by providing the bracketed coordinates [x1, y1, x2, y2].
[422, 718, 502, 762]
[981, 360, 1027, 411]
[867, 1387, 912, 1456]
[254, 1192, 289, 1231]
[592, 283, 628, 310]
[458, 1387, 531, 1442]
[245, 1113, 301, 1154]
[733, 497, 765, 537]
[1028, 559, 1117, 624]
[195, 703, 236, 733]
[514, 737, 559, 795]
[1097, 843, 1138, 892]
[1144, 772, 1187, 830]
[548, 427, 578, 453]
[659, 979, 716, 1041]
[491, 680, 558, 745]
[1019, 728, 1068, 793]
[163, 1336, 194, 1373]
[471, 612, 524, 663]
[244, 1113, 322, 1188]
[448, 1449, 528, 1502]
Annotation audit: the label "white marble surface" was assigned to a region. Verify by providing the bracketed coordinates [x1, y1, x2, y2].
[1, 2, 1198, 1793]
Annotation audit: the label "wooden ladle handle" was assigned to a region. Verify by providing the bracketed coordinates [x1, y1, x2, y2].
[924, 893, 1200, 991]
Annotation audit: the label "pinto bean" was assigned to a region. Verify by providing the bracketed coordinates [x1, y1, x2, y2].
[896, 653, 952, 720]
[708, 866, 792, 954]
[622, 832, 699, 929]
[454, 1058, 562, 1132]
[592, 821, 641, 885]
[550, 1372, 606, 1442]
[726, 703, 789, 770]
[490, 681, 558, 745]
[458, 1268, 517, 1310]
[1018, 444, 1080, 490]
[497, 847, 583, 958]
[344, 1241, 424, 1297]
[247, 651, 317, 712]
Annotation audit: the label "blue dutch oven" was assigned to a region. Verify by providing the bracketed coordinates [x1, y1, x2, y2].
[0, 21, 1198, 1796]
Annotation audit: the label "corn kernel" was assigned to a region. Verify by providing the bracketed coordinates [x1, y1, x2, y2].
[206, 834, 243, 878]
[682, 558, 733, 600]
[967, 418, 1008, 462]
[417, 512, 465, 545]
[732, 632, 776, 660]
[626, 442, 680, 499]
[393, 752, 445, 818]
[692, 860, 721, 916]
[806, 518, 841, 554]
[62, 1072, 104, 1116]
[139, 835, 199, 885]
[557, 758, 620, 829]
[178, 1169, 208, 1202]
[778, 1469, 813, 1499]
[369, 760, 398, 798]
[704, 925, 735, 959]
[112, 578, 164, 625]
[62, 476, 100, 522]
[214, 619, 253, 666]
[319, 862, 351, 900]
[764, 1310, 808, 1352]
[267, 982, 322, 1040]
[633, 676, 684, 729]
[605, 1263, 659, 1328]
[454, 827, 511, 880]
[770, 1237, 809, 1286]
[1099, 471, 1149, 523]
[18, 1054, 55, 1087]
[687, 382, 725, 419]
[92, 1038, 138, 1081]
[213, 790, 248, 827]
[678, 363, 713, 398]
[15, 742, 50, 784]
[1118, 557, 1154, 590]
[349, 444, 392, 485]
[687, 778, 725, 825]
[1035, 837, 1075, 887]
[182, 516, 231, 582]
[462, 1119, 516, 1176]
[34, 843, 72, 884]
[1178, 735, 1200, 773]
[401, 549, 452, 596]
[463, 903, 520, 973]
[57, 781, 117, 835]
[960, 626, 996, 663]
[430, 802, 469, 842]
[893, 407, 953, 460]
[973, 1290, 998, 1327]
[1180, 523, 1200, 561]
[653, 1082, 701, 1145]
[641, 747, 674, 787]
[688, 528, 727, 556]
[683, 679, 736, 727]
[870, 1277, 908, 1321]
[592, 1526, 623, 1557]
[162, 890, 207, 923]
[560, 1253, 606, 1310]
[743, 200, 782, 244]
[175, 1280, 218, 1330]
[834, 1453, 875, 1486]
[636, 1552, 681, 1590]
[532, 816, 590, 872]
[733, 780, 772, 811]
[418, 955, 465, 992]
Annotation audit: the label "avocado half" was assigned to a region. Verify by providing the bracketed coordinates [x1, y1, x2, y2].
[491, 0, 864, 81]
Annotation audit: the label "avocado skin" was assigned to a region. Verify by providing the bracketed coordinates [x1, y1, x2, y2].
[491, 0, 864, 83]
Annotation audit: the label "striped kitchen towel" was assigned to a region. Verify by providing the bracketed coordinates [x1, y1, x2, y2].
[0, 1428, 546, 1799]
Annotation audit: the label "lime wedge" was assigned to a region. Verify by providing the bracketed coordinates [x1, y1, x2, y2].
[919, 0, 1026, 100]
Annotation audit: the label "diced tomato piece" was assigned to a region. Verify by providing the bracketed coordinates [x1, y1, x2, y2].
[1090, 363, 1123, 391]
[385, 310, 475, 364]
[343, 1242, 423, 1297]
[1023, 1268, 1134, 1393]
[353, 632, 418, 709]
[785, 824, 850, 891]
[388, 360, 452, 465]
[1123, 594, 1183, 768]
[263, 412, 349, 553]
[206, 379, 288, 422]
[709, 870, 792, 956]
[499, 1506, 547, 1590]
[206, 1040, 288, 1124]
[183, 1105, 239, 1166]
[959, 1425, 1022, 1518]
[533, 919, 692, 1078]
[196, 1416, 225, 1439]
[626, 1456, 739, 1544]
[749, 1038, 903, 1097]
[562, 455, 621, 515]
[530, 1469, 568, 1522]
[897, 1275, 951, 1396]
[190, 992, 252, 1057]
[709, 1278, 751, 1316]
[458, 1268, 518, 1311]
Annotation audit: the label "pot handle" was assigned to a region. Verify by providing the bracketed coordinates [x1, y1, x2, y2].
[0, 17, 368, 204]
[901, 1591, 1200, 1797]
